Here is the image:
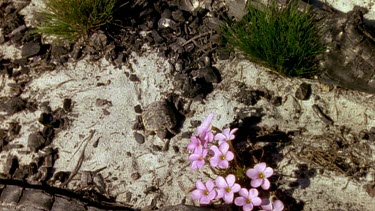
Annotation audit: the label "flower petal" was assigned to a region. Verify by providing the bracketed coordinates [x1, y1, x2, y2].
[261, 178, 270, 190]
[261, 198, 272, 210]
[219, 142, 229, 153]
[191, 161, 198, 170]
[210, 157, 219, 167]
[231, 183, 241, 192]
[230, 128, 238, 135]
[216, 189, 225, 199]
[196, 180, 205, 190]
[215, 133, 226, 141]
[191, 189, 203, 200]
[234, 197, 246, 206]
[218, 160, 229, 169]
[250, 178, 263, 188]
[225, 151, 234, 161]
[189, 154, 200, 161]
[246, 168, 258, 179]
[196, 160, 205, 169]
[254, 162, 266, 172]
[215, 176, 227, 188]
[226, 174, 236, 186]
[239, 188, 249, 198]
[264, 167, 274, 178]
[243, 203, 254, 211]
[251, 197, 262, 206]
[248, 188, 259, 198]
[207, 189, 217, 200]
[206, 180, 215, 191]
[210, 145, 221, 156]
[273, 200, 284, 211]
[200, 196, 211, 205]
[204, 113, 214, 125]
[222, 128, 230, 137]
[197, 113, 214, 135]
[224, 192, 234, 204]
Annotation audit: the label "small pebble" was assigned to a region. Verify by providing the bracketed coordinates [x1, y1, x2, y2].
[152, 145, 162, 151]
[295, 83, 311, 100]
[358, 130, 369, 140]
[270, 96, 282, 106]
[129, 74, 140, 82]
[134, 132, 145, 144]
[134, 105, 142, 113]
[172, 145, 179, 153]
[63, 98, 72, 112]
[131, 172, 141, 180]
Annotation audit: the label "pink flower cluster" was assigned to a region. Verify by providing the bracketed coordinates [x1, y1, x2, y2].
[188, 114, 284, 211]
[188, 113, 237, 170]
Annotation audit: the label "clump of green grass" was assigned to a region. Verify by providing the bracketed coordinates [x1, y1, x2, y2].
[36, 0, 119, 40]
[222, 0, 325, 77]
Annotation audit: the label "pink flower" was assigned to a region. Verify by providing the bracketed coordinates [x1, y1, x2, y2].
[215, 128, 238, 145]
[199, 131, 214, 146]
[260, 199, 284, 211]
[189, 146, 207, 170]
[196, 113, 214, 136]
[209, 142, 234, 169]
[246, 162, 274, 190]
[234, 188, 262, 211]
[187, 136, 203, 152]
[215, 174, 241, 203]
[191, 179, 217, 205]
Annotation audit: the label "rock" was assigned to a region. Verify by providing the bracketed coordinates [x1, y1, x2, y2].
[359, 129, 369, 140]
[39, 113, 54, 126]
[368, 127, 375, 142]
[131, 172, 141, 180]
[132, 115, 144, 130]
[152, 29, 164, 43]
[51, 196, 86, 211]
[134, 105, 142, 113]
[0, 185, 23, 203]
[3, 155, 18, 176]
[195, 66, 221, 83]
[171, 10, 185, 22]
[134, 132, 145, 144]
[270, 96, 282, 106]
[21, 40, 41, 58]
[63, 98, 72, 112]
[158, 18, 177, 30]
[129, 74, 140, 82]
[226, 0, 247, 20]
[18, 188, 54, 210]
[0, 96, 27, 115]
[28, 132, 46, 152]
[142, 100, 178, 139]
[295, 83, 312, 100]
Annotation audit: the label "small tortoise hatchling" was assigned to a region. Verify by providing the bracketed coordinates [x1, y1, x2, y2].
[142, 100, 178, 139]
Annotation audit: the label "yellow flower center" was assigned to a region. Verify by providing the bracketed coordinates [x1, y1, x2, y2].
[198, 156, 203, 161]
[258, 173, 265, 179]
[225, 187, 231, 192]
[246, 199, 251, 204]
[220, 155, 226, 160]
[204, 190, 209, 195]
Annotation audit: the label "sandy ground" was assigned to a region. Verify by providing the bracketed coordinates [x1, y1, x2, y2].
[0, 0, 375, 210]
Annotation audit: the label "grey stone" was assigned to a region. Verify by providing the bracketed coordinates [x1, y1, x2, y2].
[0, 185, 23, 204]
[18, 189, 53, 210]
[21, 40, 41, 58]
[134, 132, 145, 144]
[295, 83, 311, 100]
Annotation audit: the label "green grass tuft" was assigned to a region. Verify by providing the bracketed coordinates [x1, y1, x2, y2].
[35, 0, 119, 40]
[221, 0, 326, 77]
